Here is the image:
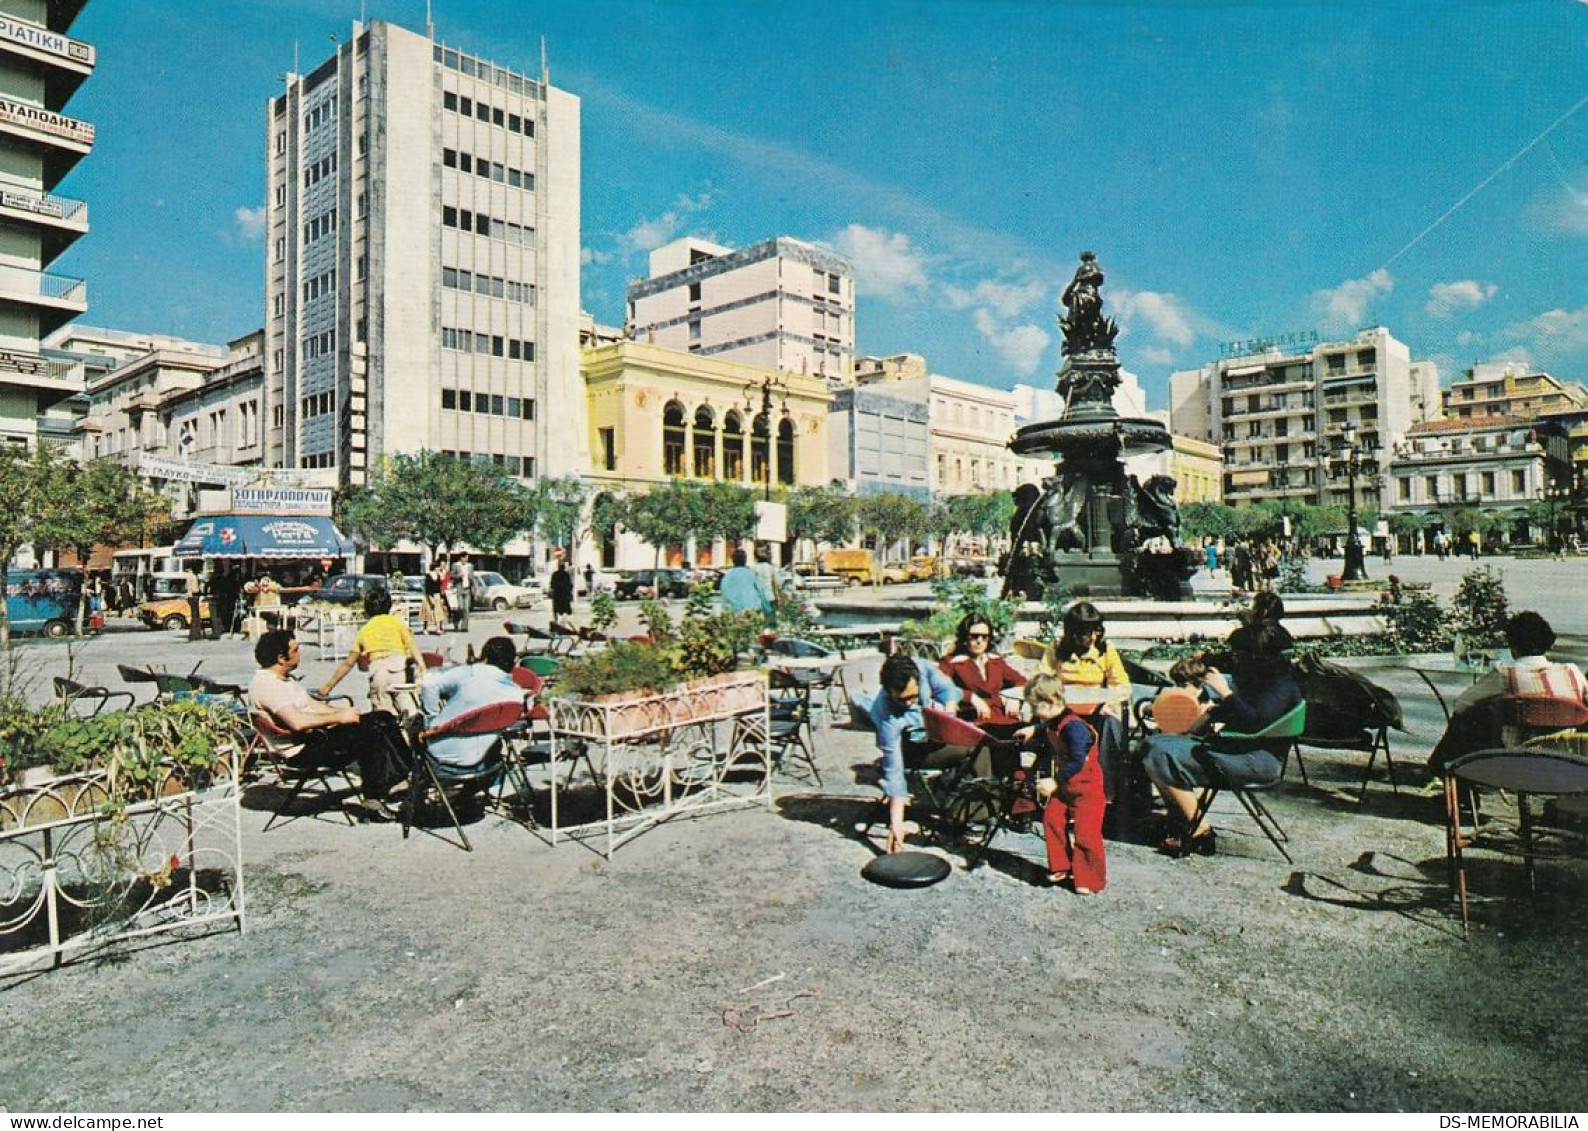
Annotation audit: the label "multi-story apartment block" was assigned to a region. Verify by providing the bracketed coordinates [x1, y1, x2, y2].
[1387, 416, 1562, 544]
[1442, 361, 1588, 422]
[74, 330, 229, 466]
[161, 330, 267, 474]
[627, 237, 854, 385]
[1169, 327, 1438, 514]
[582, 339, 832, 569]
[0, 0, 92, 445]
[265, 20, 584, 487]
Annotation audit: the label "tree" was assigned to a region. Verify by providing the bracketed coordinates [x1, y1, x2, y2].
[786, 485, 855, 562]
[527, 474, 589, 565]
[696, 481, 758, 547]
[0, 443, 59, 648]
[855, 492, 925, 581]
[620, 481, 699, 567]
[338, 451, 527, 557]
[32, 459, 169, 634]
[1180, 501, 1243, 542]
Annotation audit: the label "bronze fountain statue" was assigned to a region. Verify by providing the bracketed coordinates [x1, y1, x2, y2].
[1002, 251, 1198, 600]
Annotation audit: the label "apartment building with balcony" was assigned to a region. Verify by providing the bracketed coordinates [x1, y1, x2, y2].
[74, 329, 229, 465]
[627, 236, 854, 385]
[1386, 416, 1561, 543]
[1442, 361, 1588, 422]
[1169, 327, 1438, 514]
[265, 20, 584, 488]
[0, 0, 92, 444]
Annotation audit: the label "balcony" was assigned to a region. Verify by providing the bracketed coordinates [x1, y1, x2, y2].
[0, 185, 86, 259]
[0, 96, 93, 188]
[0, 264, 85, 335]
[0, 346, 80, 403]
[0, 17, 95, 104]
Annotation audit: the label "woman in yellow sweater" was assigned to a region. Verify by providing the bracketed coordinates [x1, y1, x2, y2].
[320, 585, 427, 715]
[1040, 600, 1131, 803]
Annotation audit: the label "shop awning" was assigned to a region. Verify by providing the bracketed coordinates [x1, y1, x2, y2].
[174, 515, 353, 559]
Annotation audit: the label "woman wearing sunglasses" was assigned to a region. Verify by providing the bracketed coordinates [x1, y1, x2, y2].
[939, 613, 1026, 739]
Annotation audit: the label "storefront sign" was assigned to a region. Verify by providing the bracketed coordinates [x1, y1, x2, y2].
[0, 189, 64, 218]
[137, 455, 254, 488]
[1219, 330, 1319, 360]
[230, 486, 332, 516]
[0, 18, 93, 66]
[0, 347, 46, 376]
[257, 519, 330, 547]
[0, 97, 94, 145]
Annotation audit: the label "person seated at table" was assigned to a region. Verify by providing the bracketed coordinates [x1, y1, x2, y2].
[419, 636, 525, 771]
[869, 651, 961, 854]
[1145, 654, 1225, 737]
[939, 613, 1026, 739]
[1039, 601, 1131, 799]
[318, 587, 427, 715]
[1427, 611, 1587, 776]
[1139, 621, 1301, 856]
[248, 629, 411, 817]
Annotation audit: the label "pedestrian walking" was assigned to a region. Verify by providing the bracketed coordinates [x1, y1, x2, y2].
[452, 552, 474, 632]
[550, 560, 575, 620]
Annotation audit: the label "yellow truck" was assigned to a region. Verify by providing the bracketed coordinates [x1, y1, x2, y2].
[821, 549, 911, 585]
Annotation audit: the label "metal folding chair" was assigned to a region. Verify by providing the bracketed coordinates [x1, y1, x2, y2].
[54, 676, 134, 717]
[251, 711, 361, 830]
[401, 699, 531, 851]
[1188, 701, 1307, 863]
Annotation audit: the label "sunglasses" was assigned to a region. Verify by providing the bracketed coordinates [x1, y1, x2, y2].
[967, 631, 991, 640]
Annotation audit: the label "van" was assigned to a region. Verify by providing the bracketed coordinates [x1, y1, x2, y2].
[820, 548, 874, 584]
[4, 568, 86, 637]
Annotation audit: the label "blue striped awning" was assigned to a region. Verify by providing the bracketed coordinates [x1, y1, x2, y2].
[174, 515, 353, 559]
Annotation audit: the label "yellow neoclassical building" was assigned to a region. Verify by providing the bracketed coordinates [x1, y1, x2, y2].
[581, 340, 833, 567]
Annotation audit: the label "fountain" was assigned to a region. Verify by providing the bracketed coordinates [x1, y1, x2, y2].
[1002, 252, 1199, 601]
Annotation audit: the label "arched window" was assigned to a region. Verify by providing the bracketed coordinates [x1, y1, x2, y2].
[693, 405, 716, 478]
[662, 400, 686, 476]
[723, 410, 745, 481]
[776, 416, 796, 485]
[750, 412, 770, 488]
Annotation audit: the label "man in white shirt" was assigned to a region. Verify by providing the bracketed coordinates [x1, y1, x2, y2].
[249, 629, 410, 815]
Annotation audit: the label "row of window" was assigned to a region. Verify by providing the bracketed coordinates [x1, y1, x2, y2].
[303, 100, 337, 133]
[442, 267, 535, 305]
[303, 268, 337, 303]
[299, 452, 335, 469]
[441, 450, 537, 478]
[435, 44, 540, 98]
[303, 153, 337, 188]
[442, 148, 535, 191]
[442, 90, 535, 136]
[303, 209, 337, 244]
[440, 389, 536, 419]
[303, 330, 336, 360]
[440, 327, 536, 361]
[441, 205, 536, 246]
[1398, 470, 1526, 501]
[301, 391, 335, 419]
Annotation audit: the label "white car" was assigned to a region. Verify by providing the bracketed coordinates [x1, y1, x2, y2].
[471, 570, 542, 611]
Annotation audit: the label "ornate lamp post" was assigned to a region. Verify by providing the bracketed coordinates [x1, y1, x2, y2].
[742, 375, 791, 502]
[1544, 479, 1571, 553]
[1329, 421, 1377, 582]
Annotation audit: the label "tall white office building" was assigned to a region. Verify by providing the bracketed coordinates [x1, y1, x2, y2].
[0, 0, 92, 445]
[264, 20, 584, 487]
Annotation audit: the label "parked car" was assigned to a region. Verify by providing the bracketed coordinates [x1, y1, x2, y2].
[471, 570, 541, 610]
[947, 556, 993, 578]
[614, 568, 690, 600]
[777, 568, 845, 594]
[299, 573, 426, 613]
[137, 572, 208, 632]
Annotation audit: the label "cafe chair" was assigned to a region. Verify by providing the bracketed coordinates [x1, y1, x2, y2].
[1502, 695, 1588, 745]
[116, 663, 163, 705]
[401, 699, 532, 851]
[1187, 701, 1307, 863]
[1293, 655, 1406, 804]
[731, 669, 819, 784]
[53, 676, 134, 717]
[250, 711, 362, 831]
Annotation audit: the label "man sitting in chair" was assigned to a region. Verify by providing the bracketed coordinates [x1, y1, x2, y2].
[869, 651, 960, 854]
[419, 635, 524, 771]
[248, 629, 410, 816]
[1428, 611, 1587, 776]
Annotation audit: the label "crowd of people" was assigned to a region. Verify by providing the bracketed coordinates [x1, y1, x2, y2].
[867, 589, 1583, 897]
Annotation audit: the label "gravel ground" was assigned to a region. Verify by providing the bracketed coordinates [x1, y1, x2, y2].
[5, 642, 1588, 1112]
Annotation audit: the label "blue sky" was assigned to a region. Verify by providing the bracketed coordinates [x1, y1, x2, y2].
[63, 0, 1587, 408]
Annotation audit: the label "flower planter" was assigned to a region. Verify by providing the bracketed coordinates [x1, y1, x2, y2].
[551, 672, 768, 741]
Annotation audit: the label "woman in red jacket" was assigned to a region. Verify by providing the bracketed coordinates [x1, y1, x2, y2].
[939, 613, 1027, 739]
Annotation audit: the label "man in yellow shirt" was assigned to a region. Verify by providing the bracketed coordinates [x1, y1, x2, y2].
[319, 586, 427, 714]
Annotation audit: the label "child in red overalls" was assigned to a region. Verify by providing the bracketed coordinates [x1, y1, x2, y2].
[1020, 673, 1107, 893]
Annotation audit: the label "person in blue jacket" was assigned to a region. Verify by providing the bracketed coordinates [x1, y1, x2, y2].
[868, 651, 960, 852]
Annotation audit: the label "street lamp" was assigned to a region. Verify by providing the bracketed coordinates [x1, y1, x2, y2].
[1543, 478, 1572, 554]
[1329, 420, 1377, 582]
[742, 374, 792, 502]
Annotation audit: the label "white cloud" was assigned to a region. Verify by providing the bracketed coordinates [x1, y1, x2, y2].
[1510, 306, 1588, 351]
[1137, 345, 1176, 366]
[1486, 346, 1534, 366]
[1456, 330, 1477, 346]
[1111, 288, 1196, 347]
[1426, 279, 1498, 318]
[581, 247, 613, 267]
[830, 224, 928, 300]
[941, 278, 1047, 319]
[616, 192, 714, 255]
[1530, 181, 1588, 236]
[233, 205, 265, 242]
[1311, 269, 1393, 330]
[971, 309, 1050, 377]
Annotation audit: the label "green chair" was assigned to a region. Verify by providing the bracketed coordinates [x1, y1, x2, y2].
[1189, 701, 1307, 862]
[518, 654, 561, 680]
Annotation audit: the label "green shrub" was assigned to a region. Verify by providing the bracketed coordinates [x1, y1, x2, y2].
[683, 581, 717, 621]
[1449, 566, 1509, 649]
[551, 641, 681, 698]
[637, 599, 674, 643]
[1375, 588, 1452, 654]
[588, 590, 618, 636]
[675, 610, 762, 680]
